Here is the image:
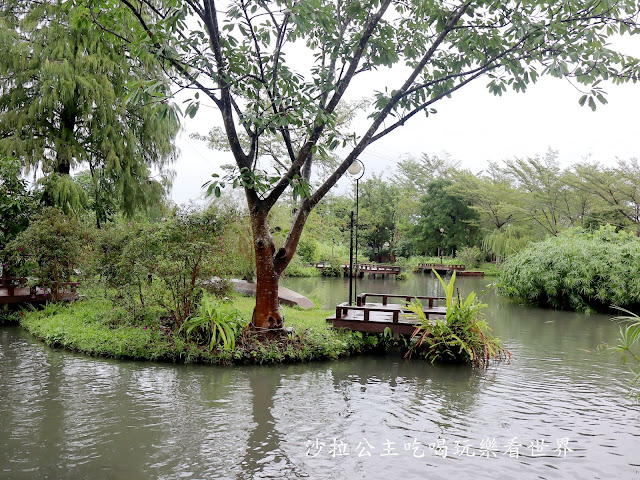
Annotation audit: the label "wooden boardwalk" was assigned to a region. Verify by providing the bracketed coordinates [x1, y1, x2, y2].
[0, 278, 78, 305]
[314, 263, 403, 278]
[326, 293, 446, 335]
[416, 263, 466, 273]
[416, 263, 484, 277]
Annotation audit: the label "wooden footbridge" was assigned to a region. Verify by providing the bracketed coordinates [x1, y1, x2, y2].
[326, 293, 446, 335]
[314, 263, 403, 278]
[0, 277, 78, 305]
[416, 263, 484, 277]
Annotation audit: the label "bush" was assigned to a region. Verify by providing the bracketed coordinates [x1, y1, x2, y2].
[0, 156, 35, 253]
[5, 207, 91, 299]
[321, 264, 344, 277]
[498, 226, 640, 312]
[96, 206, 233, 327]
[283, 255, 321, 277]
[405, 271, 508, 367]
[179, 292, 247, 351]
[456, 245, 484, 268]
[297, 238, 319, 264]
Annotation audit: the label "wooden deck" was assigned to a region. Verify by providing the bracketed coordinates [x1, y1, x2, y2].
[416, 264, 485, 277]
[326, 293, 446, 335]
[355, 263, 402, 278]
[314, 263, 403, 278]
[0, 278, 79, 305]
[416, 263, 466, 273]
[456, 270, 485, 277]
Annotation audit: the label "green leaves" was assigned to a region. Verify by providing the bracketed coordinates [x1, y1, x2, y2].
[498, 227, 640, 312]
[203, 167, 312, 201]
[578, 90, 608, 112]
[404, 274, 507, 368]
[609, 307, 640, 399]
[180, 292, 247, 352]
[0, 1, 179, 221]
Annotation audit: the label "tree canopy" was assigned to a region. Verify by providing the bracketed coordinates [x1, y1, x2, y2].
[83, 0, 640, 329]
[0, 0, 179, 223]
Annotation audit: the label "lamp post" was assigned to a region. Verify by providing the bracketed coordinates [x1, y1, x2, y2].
[348, 159, 365, 304]
[439, 227, 445, 265]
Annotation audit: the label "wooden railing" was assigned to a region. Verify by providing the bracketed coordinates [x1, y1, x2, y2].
[418, 263, 466, 271]
[356, 293, 445, 307]
[334, 303, 403, 323]
[0, 277, 28, 296]
[0, 278, 79, 303]
[357, 264, 402, 274]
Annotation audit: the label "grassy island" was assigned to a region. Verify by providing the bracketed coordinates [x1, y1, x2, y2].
[16, 296, 378, 365]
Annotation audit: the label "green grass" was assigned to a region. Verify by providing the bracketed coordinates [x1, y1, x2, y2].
[477, 262, 499, 277]
[0, 310, 20, 325]
[18, 295, 378, 365]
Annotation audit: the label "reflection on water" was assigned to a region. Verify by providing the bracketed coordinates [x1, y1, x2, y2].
[1, 274, 640, 479]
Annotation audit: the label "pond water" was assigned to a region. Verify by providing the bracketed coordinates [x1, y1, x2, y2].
[1, 273, 639, 479]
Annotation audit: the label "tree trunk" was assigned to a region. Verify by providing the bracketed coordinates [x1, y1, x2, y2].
[250, 211, 285, 331]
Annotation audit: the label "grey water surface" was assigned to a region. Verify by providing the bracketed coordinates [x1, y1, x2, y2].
[1, 274, 639, 480]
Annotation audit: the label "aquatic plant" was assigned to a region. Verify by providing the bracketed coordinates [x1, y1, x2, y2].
[611, 307, 640, 400]
[180, 292, 247, 351]
[405, 271, 509, 368]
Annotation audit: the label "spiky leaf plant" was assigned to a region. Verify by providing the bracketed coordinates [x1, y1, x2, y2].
[180, 292, 247, 351]
[405, 270, 510, 368]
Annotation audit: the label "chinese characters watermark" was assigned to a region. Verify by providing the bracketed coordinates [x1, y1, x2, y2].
[305, 437, 574, 459]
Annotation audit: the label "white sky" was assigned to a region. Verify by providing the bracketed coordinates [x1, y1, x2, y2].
[170, 36, 640, 205]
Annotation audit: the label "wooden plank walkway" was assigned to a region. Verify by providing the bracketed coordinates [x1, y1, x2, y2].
[314, 263, 403, 278]
[416, 264, 485, 277]
[416, 263, 466, 273]
[326, 293, 446, 335]
[456, 270, 485, 277]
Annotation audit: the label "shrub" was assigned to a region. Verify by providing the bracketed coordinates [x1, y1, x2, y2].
[321, 264, 344, 277]
[0, 156, 35, 253]
[284, 255, 321, 277]
[97, 206, 233, 327]
[405, 271, 509, 367]
[6, 207, 91, 299]
[611, 307, 640, 400]
[497, 226, 640, 312]
[179, 292, 247, 351]
[297, 238, 319, 264]
[455, 245, 484, 268]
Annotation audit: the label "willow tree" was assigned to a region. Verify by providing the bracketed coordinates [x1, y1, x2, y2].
[87, 0, 640, 330]
[0, 1, 179, 225]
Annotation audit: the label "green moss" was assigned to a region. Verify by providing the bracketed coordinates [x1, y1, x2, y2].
[18, 296, 376, 364]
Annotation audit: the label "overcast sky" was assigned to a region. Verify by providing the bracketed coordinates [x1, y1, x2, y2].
[169, 36, 640, 205]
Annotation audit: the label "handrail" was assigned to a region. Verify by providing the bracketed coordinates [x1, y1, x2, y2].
[356, 292, 445, 307]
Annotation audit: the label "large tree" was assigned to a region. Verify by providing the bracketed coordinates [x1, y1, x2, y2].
[417, 178, 479, 256]
[570, 159, 640, 233]
[0, 1, 179, 225]
[86, 0, 640, 330]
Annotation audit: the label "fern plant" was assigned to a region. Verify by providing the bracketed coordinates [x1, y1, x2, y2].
[404, 270, 510, 368]
[179, 292, 247, 351]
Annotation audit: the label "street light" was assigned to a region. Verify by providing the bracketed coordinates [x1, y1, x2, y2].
[439, 227, 445, 265]
[348, 159, 365, 305]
